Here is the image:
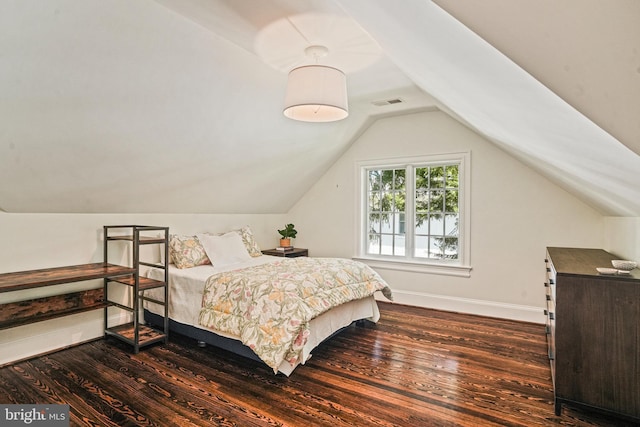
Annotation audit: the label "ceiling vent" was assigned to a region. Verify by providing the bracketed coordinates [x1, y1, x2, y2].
[372, 98, 403, 107]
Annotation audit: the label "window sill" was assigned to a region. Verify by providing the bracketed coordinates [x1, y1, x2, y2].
[353, 256, 472, 278]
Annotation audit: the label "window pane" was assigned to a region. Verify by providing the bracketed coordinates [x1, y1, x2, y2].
[414, 235, 428, 258]
[445, 189, 458, 213]
[380, 192, 393, 212]
[429, 237, 445, 259]
[381, 170, 394, 191]
[430, 166, 445, 188]
[393, 213, 404, 233]
[369, 170, 381, 191]
[369, 191, 381, 211]
[394, 235, 405, 256]
[393, 191, 405, 212]
[394, 169, 406, 190]
[446, 165, 459, 188]
[415, 214, 428, 234]
[369, 213, 381, 233]
[381, 235, 393, 255]
[430, 191, 444, 212]
[381, 214, 393, 233]
[415, 167, 429, 189]
[444, 237, 459, 259]
[368, 234, 380, 254]
[415, 192, 429, 212]
[444, 214, 458, 236]
[429, 214, 444, 236]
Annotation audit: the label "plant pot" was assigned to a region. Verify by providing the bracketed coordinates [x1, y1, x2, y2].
[279, 238, 291, 247]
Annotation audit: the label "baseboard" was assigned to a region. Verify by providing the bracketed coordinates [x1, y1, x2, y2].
[378, 290, 545, 324]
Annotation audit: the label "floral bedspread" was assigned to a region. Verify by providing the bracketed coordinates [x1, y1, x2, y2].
[198, 257, 392, 372]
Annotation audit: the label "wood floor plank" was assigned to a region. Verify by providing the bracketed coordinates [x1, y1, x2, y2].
[1, 302, 636, 426]
[78, 343, 277, 426]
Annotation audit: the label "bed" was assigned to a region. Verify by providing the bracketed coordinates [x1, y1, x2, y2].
[142, 230, 392, 375]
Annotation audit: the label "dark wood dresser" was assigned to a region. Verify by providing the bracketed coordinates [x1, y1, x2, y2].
[545, 247, 640, 422]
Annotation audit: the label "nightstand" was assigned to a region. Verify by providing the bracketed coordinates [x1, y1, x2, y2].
[262, 248, 308, 258]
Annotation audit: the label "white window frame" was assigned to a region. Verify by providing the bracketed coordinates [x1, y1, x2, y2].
[354, 152, 472, 277]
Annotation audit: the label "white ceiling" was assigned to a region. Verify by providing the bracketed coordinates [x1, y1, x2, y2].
[0, 0, 638, 216]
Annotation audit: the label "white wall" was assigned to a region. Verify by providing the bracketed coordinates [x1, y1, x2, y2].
[0, 213, 285, 365]
[290, 110, 605, 322]
[604, 217, 640, 261]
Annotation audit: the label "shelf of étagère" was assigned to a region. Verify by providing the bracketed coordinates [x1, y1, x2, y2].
[0, 263, 136, 293]
[106, 234, 168, 245]
[105, 323, 167, 347]
[0, 288, 107, 330]
[0, 262, 134, 331]
[106, 275, 167, 291]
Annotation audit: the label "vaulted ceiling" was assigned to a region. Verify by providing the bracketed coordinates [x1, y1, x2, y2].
[1, 0, 638, 216]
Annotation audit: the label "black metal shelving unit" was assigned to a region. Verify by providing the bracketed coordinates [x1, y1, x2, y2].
[103, 225, 169, 353]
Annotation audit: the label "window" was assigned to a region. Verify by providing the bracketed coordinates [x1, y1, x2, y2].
[357, 153, 471, 276]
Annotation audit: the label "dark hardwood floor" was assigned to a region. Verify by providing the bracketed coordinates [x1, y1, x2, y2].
[0, 303, 635, 426]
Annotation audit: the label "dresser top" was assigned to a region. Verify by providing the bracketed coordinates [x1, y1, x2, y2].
[547, 247, 640, 281]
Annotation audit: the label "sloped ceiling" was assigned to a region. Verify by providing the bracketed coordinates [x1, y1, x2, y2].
[434, 0, 640, 156]
[1, 0, 638, 216]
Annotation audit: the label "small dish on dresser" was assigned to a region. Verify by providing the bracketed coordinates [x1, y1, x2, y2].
[596, 267, 618, 275]
[611, 260, 637, 271]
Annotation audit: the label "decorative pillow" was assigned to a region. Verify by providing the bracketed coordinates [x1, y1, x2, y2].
[236, 225, 262, 257]
[168, 234, 210, 269]
[197, 232, 252, 268]
[204, 225, 262, 257]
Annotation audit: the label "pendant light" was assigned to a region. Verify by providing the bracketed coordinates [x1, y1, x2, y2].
[283, 45, 348, 122]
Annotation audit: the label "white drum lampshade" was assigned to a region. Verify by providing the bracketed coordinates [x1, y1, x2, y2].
[283, 65, 348, 122]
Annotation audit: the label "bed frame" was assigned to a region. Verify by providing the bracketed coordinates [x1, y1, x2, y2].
[144, 309, 362, 367]
[144, 309, 263, 362]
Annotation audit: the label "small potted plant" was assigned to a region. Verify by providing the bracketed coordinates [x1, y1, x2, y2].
[278, 223, 297, 247]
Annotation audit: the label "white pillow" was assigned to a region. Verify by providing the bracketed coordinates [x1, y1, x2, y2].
[196, 232, 252, 268]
